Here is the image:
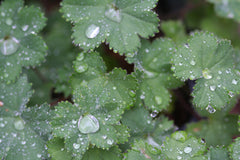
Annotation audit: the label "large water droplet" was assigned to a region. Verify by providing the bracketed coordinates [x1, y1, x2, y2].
[107, 139, 114, 145]
[154, 96, 162, 105]
[206, 105, 216, 114]
[0, 37, 20, 55]
[78, 114, 99, 134]
[6, 18, 13, 25]
[209, 85, 216, 91]
[14, 119, 25, 130]
[105, 5, 122, 23]
[73, 143, 80, 149]
[184, 147, 192, 153]
[232, 79, 238, 85]
[77, 53, 85, 61]
[85, 24, 100, 39]
[128, 90, 136, 97]
[202, 68, 212, 79]
[75, 63, 88, 73]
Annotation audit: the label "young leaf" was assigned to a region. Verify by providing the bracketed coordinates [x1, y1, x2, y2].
[0, 0, 47, 83]
[60, 0, 159, 54]
[207, 0, 240, 22]
[172, 31, 240, 111]
[0, 76, 51, 160]
[162, 131, 207, 160]
[127, 38, 183, 111]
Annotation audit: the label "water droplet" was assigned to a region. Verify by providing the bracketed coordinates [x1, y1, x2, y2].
[113, 86, 117, 90]
[21, 141, 26, 145]
[105, 5, 122, 23]
[75, 63, 88, 73]
[6, 18, 13, 25]
[0, 123, 5, 128]
[37, 154, 41, 158]
[102, 135, 107, 139]
[77, 53, 84, 61]
[150, 110, 158, 118]
[209, 85, 216, 91]
[14, 119, 25, 130]
[190, 60, 196, 65]
[184, 147, 192, 153]
[85, 24, 100, 39]
[154, 96, 162, 105]
[0, 37, 20, 55]
[72, 119, 77, 124]
[107, 139, 114, 145]
[202, 68, 212, 79]
[22, 25, 29, 31]
[177, 156, 182, 160]
[232, 79, 238, 85]
[184, 43, 189, 49]
[78, 114, 99, 134]
[73, 143, 80, 149]
[228, 91, 234, 97]
[144, 70, 158, 78]
[128, 90, 136, 97]
[206, 105, 216, 114]
[171, 131, 187, 142]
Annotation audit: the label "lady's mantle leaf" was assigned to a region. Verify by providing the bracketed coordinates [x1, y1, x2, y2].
[0, 76, 52, 160]
[172, 31, 240, 111]
[51, 101, 129, 159]
[0, 0, 47, 83]
[207, 0, 240, 22]
[228, 137, 240, 160]
[127, 38, 183, 111]
[162, 131, 207, 160]
[60, 0, 159, 54]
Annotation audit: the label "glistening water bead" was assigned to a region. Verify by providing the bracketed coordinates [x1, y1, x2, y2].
[85, 24, 100, 39]
[0, 37, 20, 55]
[78, 114, 99, 134]
[14, 119, 25, 130]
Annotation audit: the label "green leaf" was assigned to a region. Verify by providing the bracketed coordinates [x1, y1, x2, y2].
[127, 38, 183, 111]
[162, 131, 207, 160]
[47, 137, 72, 160]
[124, 139, 161, 160]
[207, 0, 240, 22]
[82, 146, 122, 160]
[0, 0, 47, 83]
[186, 114, 239, 146]
[172, 31, 240, 111]
[207, 146, 230, 160]
[228, 137, 240, 160]
[0, 77, 51, 159]
[51, 101, 129, 159]
[60, 0, 159, 54]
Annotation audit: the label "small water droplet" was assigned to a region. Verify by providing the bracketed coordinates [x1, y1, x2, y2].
[184, 43, 189, 49]
[171, 131, 187, 142]
[105, 5, 122, 23]
[190, 60, 196, 65]
[0, 37, 20, 55]
[73, 143, 80, 149]
[154, 96, 162, 105]
[72, 119, 77, 124]
[206, 105, 216, 114]
[232, 79, 238, 85]
[209, 85, 216, 91]
[75, 63, 88, 73]
[77, 53, 84, 61]
[21, 141, 26, 145]
[14, 119, 25, 130]
[128, 90, 136, 97]
[177, 156, 182, 160]
[150, 110, 158, 118]
[78, 114, 99, 134]
[22, 25, 29, 31]
[184, 147, 192, 153]
[202, 68, 212, 79]
[102, 135, 107, 139]
[107, 139, 114, 145]
[37, 154, 41, 158]
[6, 18, 13, 25]
[113, 86, 117, 90]
[85, 24, 100, 39]
[0, 123, 5, 128]
[228, 91, 234, 97]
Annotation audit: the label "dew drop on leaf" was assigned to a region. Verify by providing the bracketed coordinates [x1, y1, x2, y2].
[206, 105, 216, 114]
[107, 139, 114, 145]
[6, 18, 13, 25]
[183, 147, 192, 153]
[171, 131, 187, 142]
[154, 96, 162, 105]
[78, 114, 99, 134]
[73, 143, 80, 149]
[75, 63, 88, 73]
[190, 60, 196, 65]
[22, 25, 29, 31]
[202, 68, 212, 79]
[232, 79, 238, 85]
[228, 91, 234, 97]
[14, 118, 25, 130]
[105, 5, 122, 23]
[85, 24, 100, 39]
[77, 53, 85, 61]
[128, 90, 136, 97]
[209, 85, 216, 91]
[0, 37, 20, 55]
[144, 70, 158, 78]
[177, 156, 182, 160]
[102, 135, 107, 139]
[150, 110, 158, 118]
[37, 154, 41, 158]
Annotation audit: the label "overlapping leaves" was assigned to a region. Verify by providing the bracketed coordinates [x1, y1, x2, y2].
[172, 31, 240, 111]
[0, 0, 47, 83]
[127, 38, 183, 111]
[60, 0, 159, 54]
[0, 76, 53, 160]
